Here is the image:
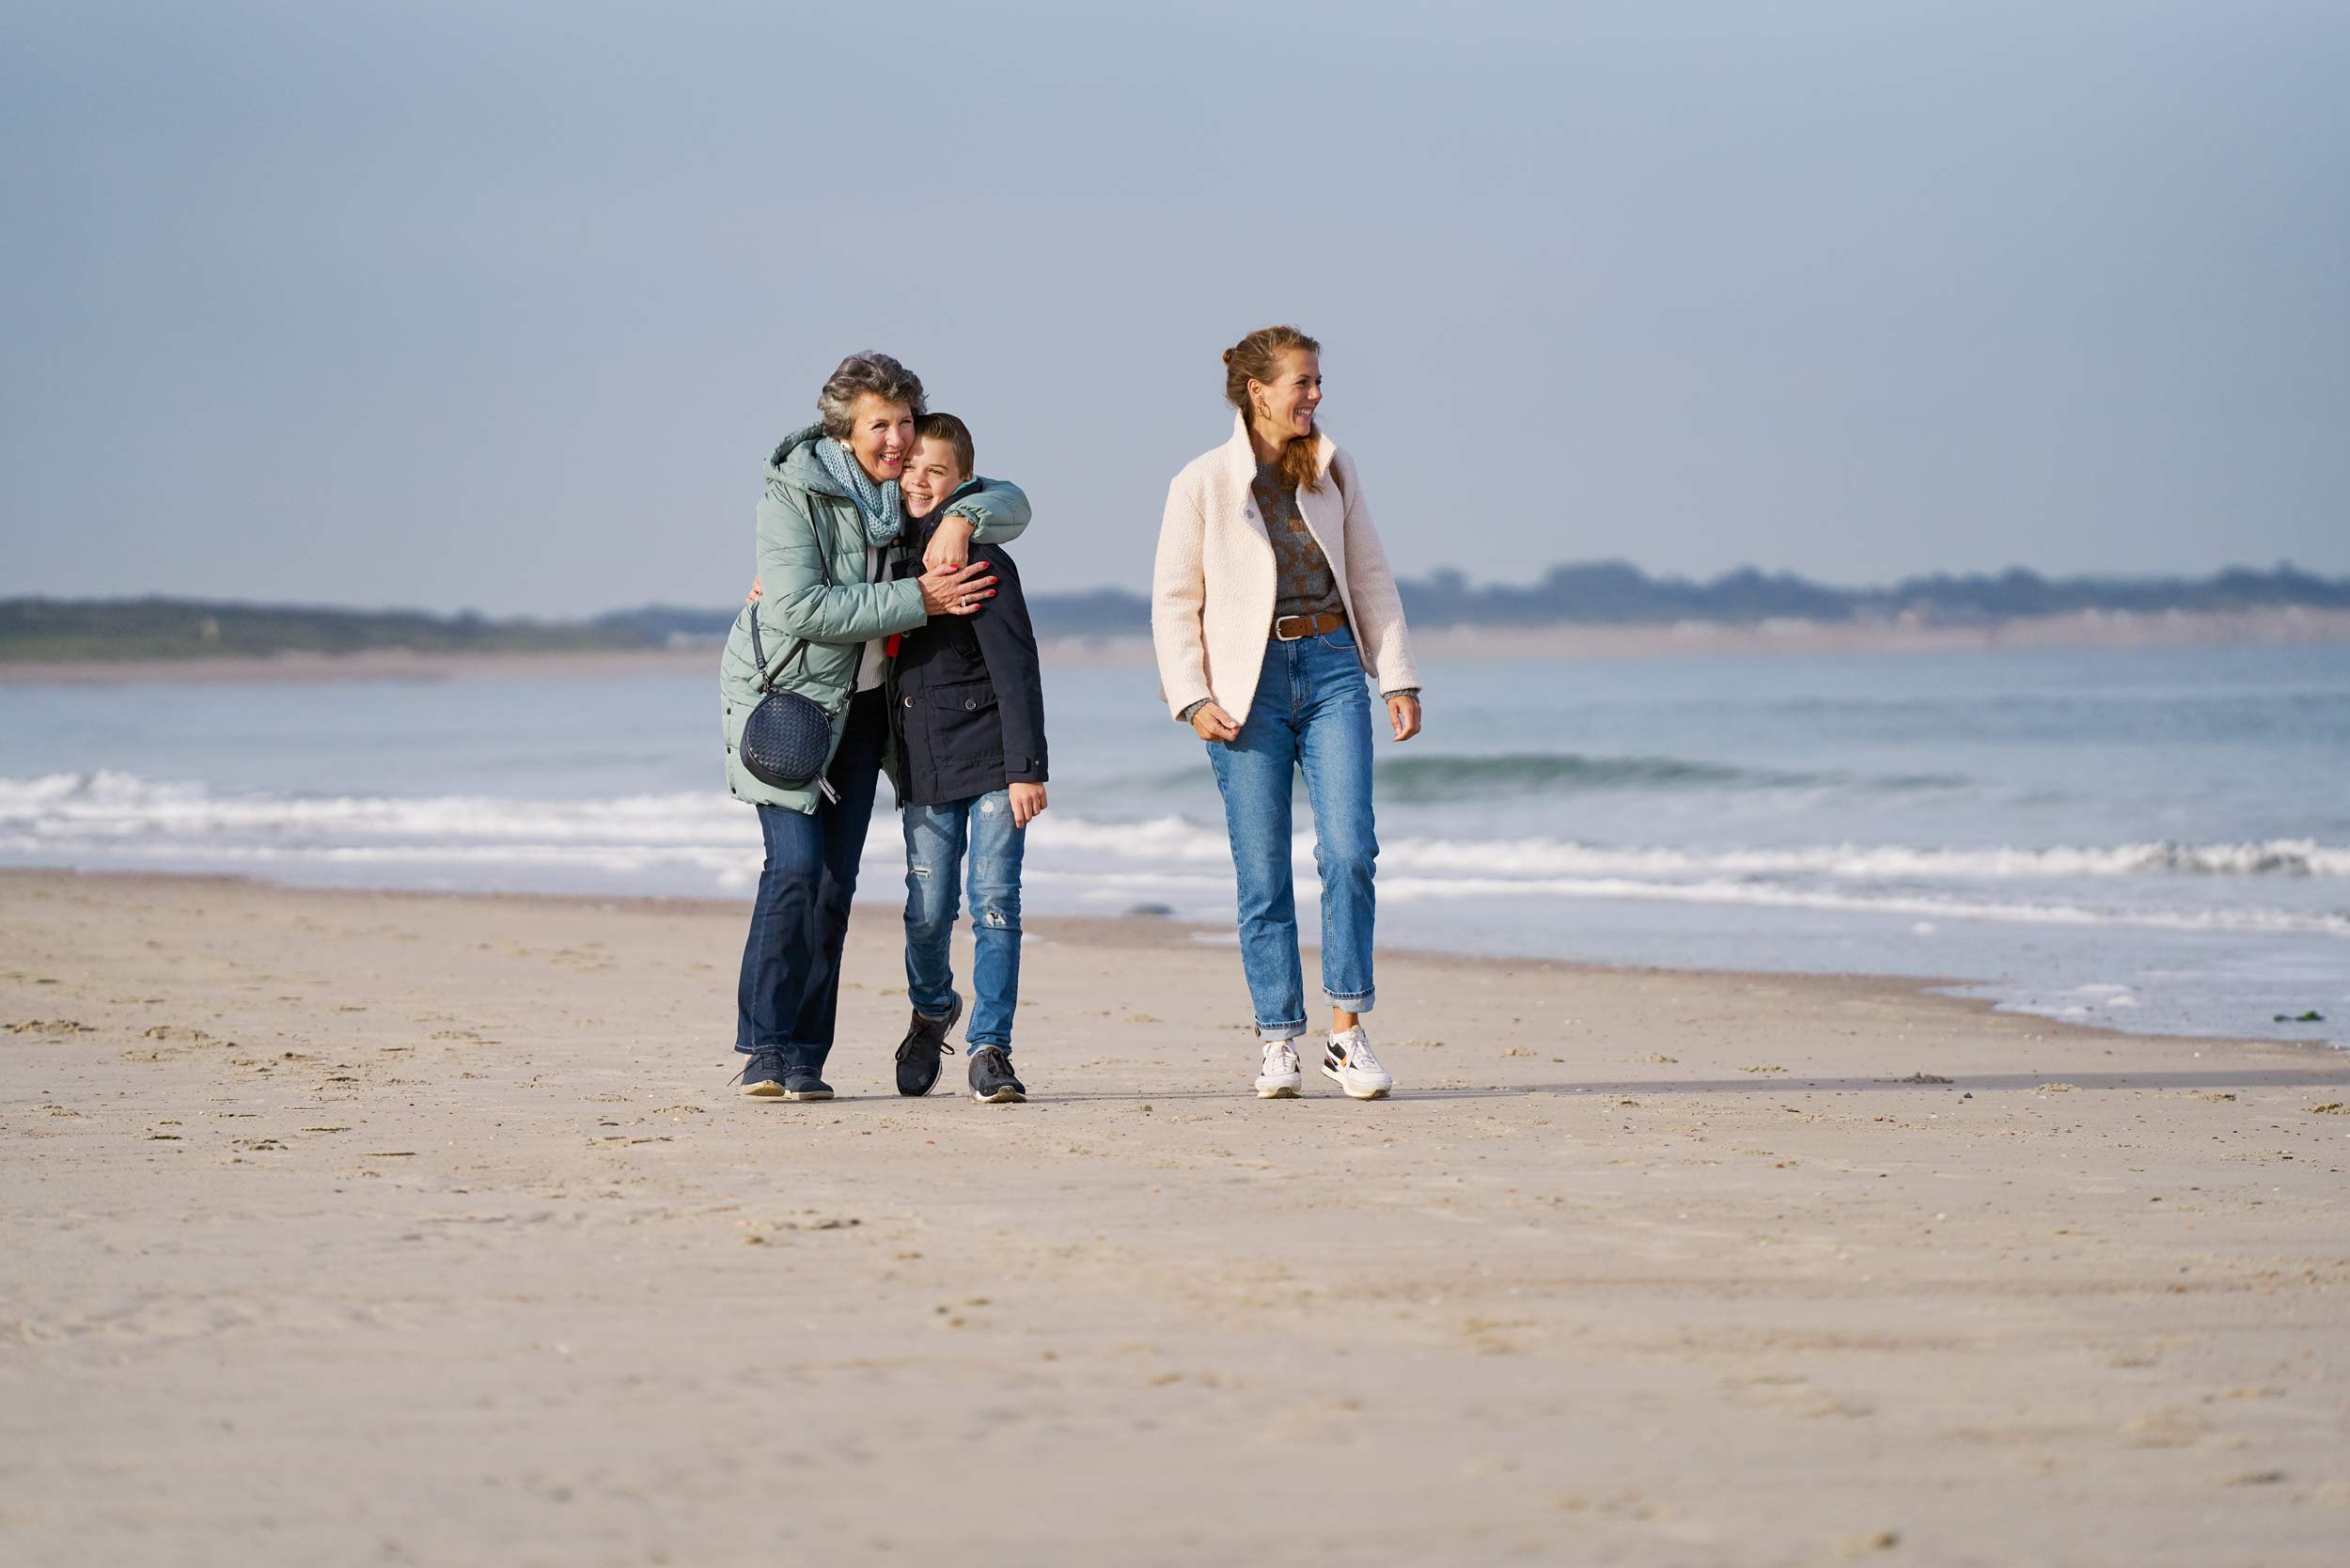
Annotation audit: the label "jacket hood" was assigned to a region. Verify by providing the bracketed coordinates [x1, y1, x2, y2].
[765, 424, 847, 496]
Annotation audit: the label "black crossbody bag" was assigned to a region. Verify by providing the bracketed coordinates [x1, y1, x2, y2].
[739, 506, 846, 803]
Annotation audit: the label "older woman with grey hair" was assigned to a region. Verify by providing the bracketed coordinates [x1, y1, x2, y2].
[722, 353, 1030, 1101]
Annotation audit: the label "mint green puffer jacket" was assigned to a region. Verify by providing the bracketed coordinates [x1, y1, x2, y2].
[719, 425, 1030, 812]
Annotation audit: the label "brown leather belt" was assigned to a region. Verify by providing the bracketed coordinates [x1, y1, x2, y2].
[1271, 609, 1347, 642]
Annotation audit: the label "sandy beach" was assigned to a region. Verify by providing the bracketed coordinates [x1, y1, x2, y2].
[3, 868, 2346, 1566]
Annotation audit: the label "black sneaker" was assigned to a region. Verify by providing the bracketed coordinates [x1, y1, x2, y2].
[740, 1049, 788, 1098]
[781, 1067, 834, 1102]
[894, 993, 964, 1097]
[967, 1045, 1026, 1104]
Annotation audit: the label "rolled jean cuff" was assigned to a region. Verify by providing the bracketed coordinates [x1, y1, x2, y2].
[1257, 1020, 1308, 1042]
[732, 1039, 808, 1058]
[1324, 989, 1375, 1011]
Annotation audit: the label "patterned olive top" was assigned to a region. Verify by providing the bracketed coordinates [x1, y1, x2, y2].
[1253, 462, 1347, 624]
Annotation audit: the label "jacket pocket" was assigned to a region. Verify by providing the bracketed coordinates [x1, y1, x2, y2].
[920, 678, 1002, 764]
[924, 677, 997, 713]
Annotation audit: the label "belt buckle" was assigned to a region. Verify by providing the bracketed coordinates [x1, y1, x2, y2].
[1274, 616, 1307, 642]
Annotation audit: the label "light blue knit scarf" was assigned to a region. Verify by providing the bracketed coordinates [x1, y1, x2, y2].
[814, 437, 904, 547]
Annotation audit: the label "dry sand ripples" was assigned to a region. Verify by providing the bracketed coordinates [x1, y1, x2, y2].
[3, 869, 2347, 1565]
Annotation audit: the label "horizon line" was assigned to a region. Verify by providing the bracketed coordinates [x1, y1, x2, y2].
[6, 557, 2344, 623]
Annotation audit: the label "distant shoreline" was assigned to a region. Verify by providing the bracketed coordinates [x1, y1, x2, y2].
[3, 604, 2345, 686]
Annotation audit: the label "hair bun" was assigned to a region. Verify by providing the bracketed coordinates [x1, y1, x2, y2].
[1221, 348, 1235, 366]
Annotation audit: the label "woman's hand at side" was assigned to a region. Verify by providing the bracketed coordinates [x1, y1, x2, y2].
[1386, 693, 1422, 743]
[1189, 701, 1242, 743]
[917, 560, 997, 617]
[1009, 781, 1047, 828]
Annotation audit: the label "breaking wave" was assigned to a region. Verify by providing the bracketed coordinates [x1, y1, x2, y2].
[4, 776, 2345, 937]
[1137, 752, 1972, 801]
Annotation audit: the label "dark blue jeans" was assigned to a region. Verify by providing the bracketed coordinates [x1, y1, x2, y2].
[734, 689, 887, 1074]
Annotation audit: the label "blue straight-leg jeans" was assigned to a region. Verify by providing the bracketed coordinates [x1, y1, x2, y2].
[901, 789, 1026, 1052]
[734, 688, 887, 1074]
[1205, 629, 1378, 1040]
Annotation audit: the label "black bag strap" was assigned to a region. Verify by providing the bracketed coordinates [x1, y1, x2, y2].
[747, 490, 839, 695]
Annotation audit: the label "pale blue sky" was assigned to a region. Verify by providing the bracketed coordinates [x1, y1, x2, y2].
[3, 0, 2344, 613]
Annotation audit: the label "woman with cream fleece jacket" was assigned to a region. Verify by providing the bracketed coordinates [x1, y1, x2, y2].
[1151, 325, 1423, 1102]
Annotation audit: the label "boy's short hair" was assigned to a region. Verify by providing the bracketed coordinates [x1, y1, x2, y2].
[914, 412, 975, 481]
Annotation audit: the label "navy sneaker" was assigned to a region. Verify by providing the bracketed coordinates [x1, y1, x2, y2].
[895, 993, 964, 1097]
[740, 1049, 788, 1099]
[968, 1046, 1026, 1104]
[782, 1067, 834, 1102]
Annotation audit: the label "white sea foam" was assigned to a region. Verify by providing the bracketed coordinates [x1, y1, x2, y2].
[0, 771, 743, 845]
[1381, 837, 2350, 880]
[5, 775, 2346, 939]
[1362, 872, 2350, 935]
[1039, 813, 2350, 881]
[0, 771, 764, 886]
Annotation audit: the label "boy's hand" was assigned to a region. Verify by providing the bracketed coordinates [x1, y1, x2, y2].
[1008, 781, 1047, 829]
[1386, 693, 1423, 742]
[918, 560, 997, 617]
[924, 516, 977, 572]
[744, 575, 762, 605]
[1188, 701, 1242, 743]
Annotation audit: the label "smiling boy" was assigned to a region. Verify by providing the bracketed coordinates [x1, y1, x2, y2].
[886, 413, 1049, 1104]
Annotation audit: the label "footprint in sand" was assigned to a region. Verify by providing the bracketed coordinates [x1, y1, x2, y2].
[124, 1025, 232, 1063]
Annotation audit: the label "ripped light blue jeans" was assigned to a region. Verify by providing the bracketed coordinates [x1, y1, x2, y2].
[901, 789, 1026, 1052]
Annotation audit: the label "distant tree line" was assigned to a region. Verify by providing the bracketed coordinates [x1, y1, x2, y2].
[0, 597, 621, 662]
[1031, 560, 2350, 637]
[5, 563, 2345, 660]
[1383, 560, 2350, 632]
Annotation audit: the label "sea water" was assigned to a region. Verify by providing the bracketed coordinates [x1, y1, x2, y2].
[3, 642, 2344, 1046]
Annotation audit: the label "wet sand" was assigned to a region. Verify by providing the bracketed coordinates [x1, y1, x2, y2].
[3, 868, 2346, 1565]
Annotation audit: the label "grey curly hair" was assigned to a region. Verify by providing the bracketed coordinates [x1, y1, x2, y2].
[815, 352, 927, 439]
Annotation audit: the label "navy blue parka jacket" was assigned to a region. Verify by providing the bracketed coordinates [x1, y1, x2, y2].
[883, 494, 1049, 808]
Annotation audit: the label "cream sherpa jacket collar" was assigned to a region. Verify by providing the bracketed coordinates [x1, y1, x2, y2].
[1151, 411, 1420, 726]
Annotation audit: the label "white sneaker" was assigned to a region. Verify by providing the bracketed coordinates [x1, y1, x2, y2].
[1322, 1027, 1393, 1100]
[1255, 1039, 1304, 1099]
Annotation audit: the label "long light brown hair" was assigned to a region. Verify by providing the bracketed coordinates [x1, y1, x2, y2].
[1223, 325, 1324, 495]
